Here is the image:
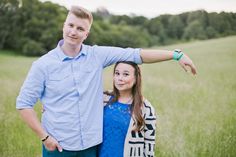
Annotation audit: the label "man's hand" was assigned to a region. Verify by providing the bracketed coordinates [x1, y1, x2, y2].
[178, 54, 197, 75]
[43, 136, 63, 152]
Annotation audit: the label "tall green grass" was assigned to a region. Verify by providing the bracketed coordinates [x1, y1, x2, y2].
[1, 36, 236, 157]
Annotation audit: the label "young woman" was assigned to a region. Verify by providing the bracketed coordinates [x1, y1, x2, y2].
[99, 61, 156, 157]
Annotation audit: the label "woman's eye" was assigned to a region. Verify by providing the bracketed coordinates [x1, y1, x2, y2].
[123, 73, 129, 76]
[115, 72, 120, 75]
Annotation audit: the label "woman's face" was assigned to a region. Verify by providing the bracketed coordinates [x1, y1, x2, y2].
[114, 63, 136, 92]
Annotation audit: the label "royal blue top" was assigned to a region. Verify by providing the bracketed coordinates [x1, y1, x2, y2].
[16, 40, 142, 151]
[99, 101, 131, 157]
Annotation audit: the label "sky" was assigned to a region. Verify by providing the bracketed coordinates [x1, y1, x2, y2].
[40, 0, 236, 18]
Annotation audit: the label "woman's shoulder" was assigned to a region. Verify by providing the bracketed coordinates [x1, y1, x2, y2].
[143, 98, 153, 108]
[142, 98, 156, 115]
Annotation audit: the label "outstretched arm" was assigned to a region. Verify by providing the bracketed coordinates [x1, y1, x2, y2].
[140, 49, 197, 75]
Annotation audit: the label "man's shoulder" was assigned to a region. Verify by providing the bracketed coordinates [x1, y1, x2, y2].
[83, 44, 116, 52]
[34, 48, 58, 66]
[82, 44, 100, 52]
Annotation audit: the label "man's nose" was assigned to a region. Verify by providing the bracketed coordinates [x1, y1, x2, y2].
[70, 28, 77, 35]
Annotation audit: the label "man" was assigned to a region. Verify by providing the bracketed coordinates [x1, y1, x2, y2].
[16, 6, 196, 157]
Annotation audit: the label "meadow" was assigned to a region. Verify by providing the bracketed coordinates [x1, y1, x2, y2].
[0, 36, 236, 157]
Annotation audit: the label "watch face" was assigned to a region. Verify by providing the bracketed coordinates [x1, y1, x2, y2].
[174, 49, 182, 53]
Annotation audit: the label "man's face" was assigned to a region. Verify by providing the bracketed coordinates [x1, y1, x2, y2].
[63, 13, 91, 46]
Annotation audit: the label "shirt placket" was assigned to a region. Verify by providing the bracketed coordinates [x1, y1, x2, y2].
[72, 57, 84, 148]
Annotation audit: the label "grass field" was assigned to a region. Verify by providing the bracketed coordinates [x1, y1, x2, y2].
[0, 36, 236, 157]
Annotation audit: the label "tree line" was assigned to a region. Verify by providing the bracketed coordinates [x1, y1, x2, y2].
[1, 0, 236, 56]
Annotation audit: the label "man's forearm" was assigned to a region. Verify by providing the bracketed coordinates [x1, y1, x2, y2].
[140, 49, 173, 63]
[18, 108, 47, 140]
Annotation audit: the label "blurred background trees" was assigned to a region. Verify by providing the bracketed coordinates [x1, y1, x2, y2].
[1, 0, 236, 56]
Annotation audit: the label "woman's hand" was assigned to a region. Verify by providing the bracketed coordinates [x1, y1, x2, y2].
[179, 54, 197, 75]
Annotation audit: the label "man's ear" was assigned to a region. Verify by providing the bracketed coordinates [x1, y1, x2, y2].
[85, 32, 90, 39]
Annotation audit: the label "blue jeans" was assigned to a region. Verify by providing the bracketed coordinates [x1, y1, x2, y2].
[42, 145, 97, 157]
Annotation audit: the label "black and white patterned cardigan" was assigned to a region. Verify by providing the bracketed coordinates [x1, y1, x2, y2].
[104, 95, 157, 157]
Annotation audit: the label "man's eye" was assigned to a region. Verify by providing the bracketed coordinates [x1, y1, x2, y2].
[77, 27, 84, 31]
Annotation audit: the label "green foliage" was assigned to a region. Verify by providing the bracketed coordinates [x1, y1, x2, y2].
[0, 0, 236, 56]
[110, 14, 148, 26]
[146, 18, 167, 44]
[0, 0, 21, 49]
[86, 22, 151, 47]
[186, 10, 208, 28]
[0, 0, 66, 56]
[22, 39, 46, 56]
[205, 26, 218, 39]
[183, 20, 207, 40]
[167, 15, 184, 39]
[110, 14, 132, 25]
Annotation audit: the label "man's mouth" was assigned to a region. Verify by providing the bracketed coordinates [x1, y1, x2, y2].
[68, 36, 78, 40]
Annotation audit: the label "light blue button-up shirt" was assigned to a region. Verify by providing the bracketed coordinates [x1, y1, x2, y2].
[16, 40, 142, 151]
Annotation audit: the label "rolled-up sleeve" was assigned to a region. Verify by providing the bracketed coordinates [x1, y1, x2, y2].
[92, 45, 142, 68]
[16, 61, 46, 109]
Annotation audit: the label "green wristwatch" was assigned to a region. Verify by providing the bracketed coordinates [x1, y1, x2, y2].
[173, 49, 184, 61]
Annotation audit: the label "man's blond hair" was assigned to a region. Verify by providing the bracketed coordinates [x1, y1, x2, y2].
[69, 6, 93, 25]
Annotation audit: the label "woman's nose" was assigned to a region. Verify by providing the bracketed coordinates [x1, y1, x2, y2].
[118, 75, 124, 81]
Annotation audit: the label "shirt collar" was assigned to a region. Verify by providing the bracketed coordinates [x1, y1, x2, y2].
[56, 39, 88, 61]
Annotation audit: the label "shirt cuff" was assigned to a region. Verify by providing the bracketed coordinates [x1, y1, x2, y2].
[16, 98, 34, 109]
[134, 48, 143, 64]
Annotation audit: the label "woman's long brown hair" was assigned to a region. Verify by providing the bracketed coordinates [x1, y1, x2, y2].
[110, 61, 144, 131]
